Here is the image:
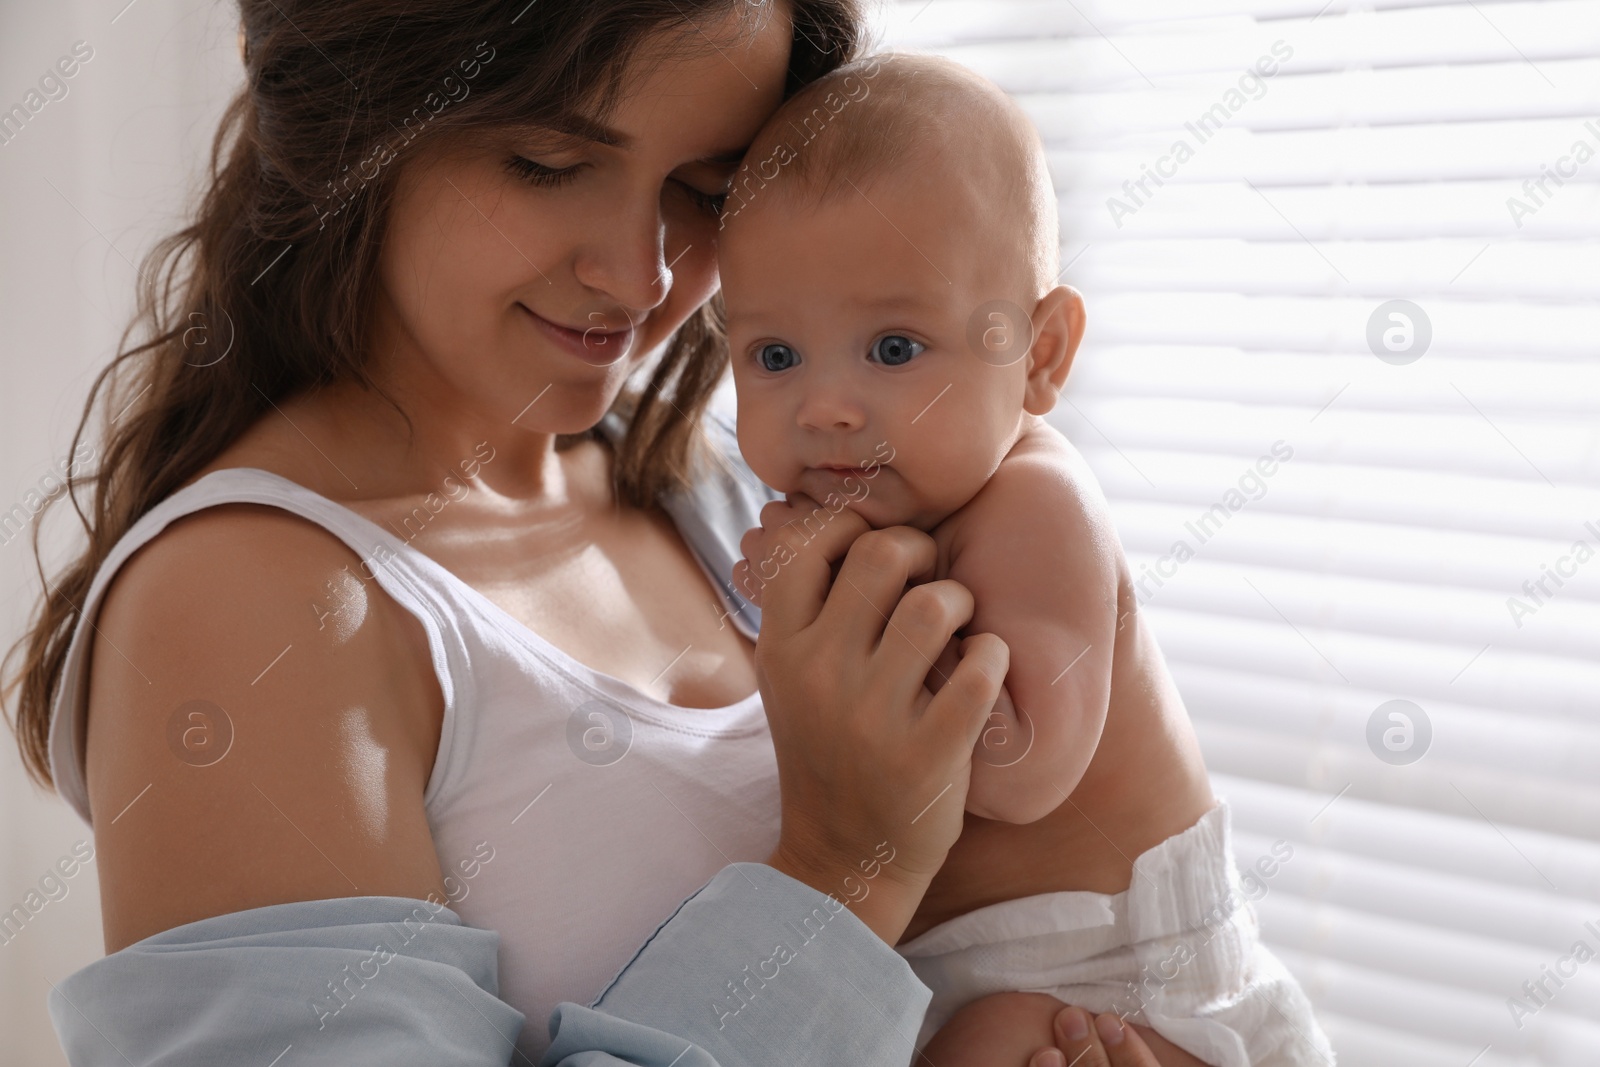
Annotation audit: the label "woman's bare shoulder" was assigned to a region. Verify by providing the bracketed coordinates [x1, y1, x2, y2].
[85, 489, 447, 953]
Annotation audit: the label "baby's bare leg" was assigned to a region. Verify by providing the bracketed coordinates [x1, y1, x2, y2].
[921, 993, 1215, 1067]
[921, 992, 1059, 1067]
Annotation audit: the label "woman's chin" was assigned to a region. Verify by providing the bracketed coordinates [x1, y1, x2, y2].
[506, 378, 628, 436]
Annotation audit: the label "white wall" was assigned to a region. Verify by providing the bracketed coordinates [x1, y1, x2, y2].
[0, 1, 242, 1061]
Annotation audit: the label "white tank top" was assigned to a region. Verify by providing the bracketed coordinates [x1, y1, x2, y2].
[46, 403, 784, 1062]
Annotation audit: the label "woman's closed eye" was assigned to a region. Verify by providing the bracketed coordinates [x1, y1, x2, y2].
[672, 178, 729, 217]
[504, 153, 581, 188]
[505, 155, 726, 217]
[869, 334, 925, 366]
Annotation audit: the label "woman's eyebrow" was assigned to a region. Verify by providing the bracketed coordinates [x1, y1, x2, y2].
[520, 114, 747, 167]
[542, 112, 630, 148]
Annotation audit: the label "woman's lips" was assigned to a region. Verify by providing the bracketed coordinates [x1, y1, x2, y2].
[518, 304, 635, 367]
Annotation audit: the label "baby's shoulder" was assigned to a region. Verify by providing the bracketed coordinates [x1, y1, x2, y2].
[977, 425, 1110, 525]
[945, 423, 1120, 569]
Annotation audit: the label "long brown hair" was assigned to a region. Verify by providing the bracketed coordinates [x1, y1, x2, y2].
[3, 0, 863, 790]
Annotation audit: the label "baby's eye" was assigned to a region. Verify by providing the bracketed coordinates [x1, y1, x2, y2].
[758, 343, 800, 372]
[869, 335, 924, 366]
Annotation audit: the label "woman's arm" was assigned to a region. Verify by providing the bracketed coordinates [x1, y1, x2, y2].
[86, 504, 451, 953]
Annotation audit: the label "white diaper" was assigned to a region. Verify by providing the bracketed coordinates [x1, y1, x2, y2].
[895, 801, 1334, 1066]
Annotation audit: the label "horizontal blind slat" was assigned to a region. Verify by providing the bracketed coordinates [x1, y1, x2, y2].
[1018, 60, 1600, 138]
[1215, 774, 1600, 898]
[1231, 829, 1600, 950]
[1080, 451, 1599, 537]
[1066, 398, 1600, 482]
[1079, 239, 1600, 300]
[1252, 893, 1600, 1011]
[1270, 948, 1600, 1065]
[1056, 182, 1600, 240]
[1112, 501, 1600, 597]
[889, 1, 1600, 86]
[1069, 294, 1600, 357]
[1146, 606, 1600, 723]
[1201, 721, 1600, 840]
[1051, 119, 1600, 183]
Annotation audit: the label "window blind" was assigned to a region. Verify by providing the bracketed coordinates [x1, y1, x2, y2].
[872, 2, 1600, 1064]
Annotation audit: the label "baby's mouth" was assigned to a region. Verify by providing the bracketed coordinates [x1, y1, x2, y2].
[800, 464, 894, 498]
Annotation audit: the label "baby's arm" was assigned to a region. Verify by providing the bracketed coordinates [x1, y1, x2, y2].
[938, 457, 1119, 824]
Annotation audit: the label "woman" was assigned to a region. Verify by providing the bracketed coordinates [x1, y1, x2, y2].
[5, 2, 1169, 1064]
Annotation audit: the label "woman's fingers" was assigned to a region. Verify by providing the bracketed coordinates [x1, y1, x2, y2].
[730, 558, 761, 608]
[1050, 1008, 1165, 1067]
[813, 526, 939, 650]
[921, 630, 1009, 751]
[747, 494, 871, 638]
[867, 577, 974, 705]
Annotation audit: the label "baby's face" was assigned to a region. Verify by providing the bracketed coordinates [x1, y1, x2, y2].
[721, 176, 1034, 531]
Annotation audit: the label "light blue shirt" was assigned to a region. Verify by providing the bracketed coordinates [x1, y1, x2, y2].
[50, 864, 931, 1065]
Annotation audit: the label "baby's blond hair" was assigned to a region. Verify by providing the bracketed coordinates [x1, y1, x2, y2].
[722, 53, 1060, 296]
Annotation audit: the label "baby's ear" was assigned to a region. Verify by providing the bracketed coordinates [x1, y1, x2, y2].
[1023, 286, 1087, 416]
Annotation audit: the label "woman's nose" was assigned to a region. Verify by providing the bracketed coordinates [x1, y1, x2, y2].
[572, 189, 671, 313]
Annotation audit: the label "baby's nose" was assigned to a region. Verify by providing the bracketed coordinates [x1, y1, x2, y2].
[795, 386, 868, 433]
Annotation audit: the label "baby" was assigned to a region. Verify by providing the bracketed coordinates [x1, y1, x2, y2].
[721, 55, 1334, 1067]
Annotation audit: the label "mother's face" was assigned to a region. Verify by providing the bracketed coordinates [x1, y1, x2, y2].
[372, 5, 793, 434]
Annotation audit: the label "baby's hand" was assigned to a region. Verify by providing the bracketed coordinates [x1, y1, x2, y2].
[734, 493, 863, 607]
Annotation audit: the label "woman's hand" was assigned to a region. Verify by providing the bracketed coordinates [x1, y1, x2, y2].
[734, 493, 1010, 945]
[924, 993, 1214, 1067]
[1032, 1006, 1212, 1067]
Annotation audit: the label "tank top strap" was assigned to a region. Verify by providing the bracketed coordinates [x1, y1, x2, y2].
[46, 467, 467, 828]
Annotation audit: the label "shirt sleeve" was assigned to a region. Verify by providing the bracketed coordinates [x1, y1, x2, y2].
[48, 894, 527, 1067]
[543, 862, 931, 1066]
[49, 865, 931, 1067]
